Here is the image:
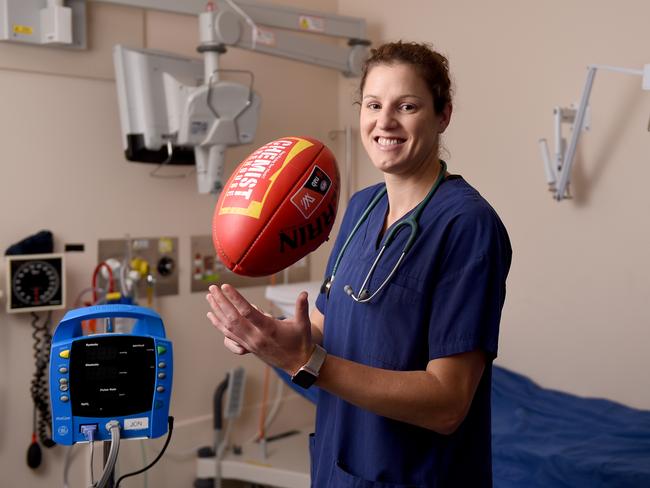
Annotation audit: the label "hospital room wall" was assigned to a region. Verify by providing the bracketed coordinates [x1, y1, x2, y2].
[337, 0, 650, 409]
[0, 1, 338, 487]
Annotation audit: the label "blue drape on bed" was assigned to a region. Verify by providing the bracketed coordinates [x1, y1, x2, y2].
[275, 365, 650, 487]
[491, 366, 650, 487]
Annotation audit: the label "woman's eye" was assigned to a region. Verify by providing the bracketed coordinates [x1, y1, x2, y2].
[366, 102, 381, 110]
[400, 103, 417, 112]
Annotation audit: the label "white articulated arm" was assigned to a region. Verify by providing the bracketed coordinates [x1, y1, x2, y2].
[540, 63, 650, 202]
[204, 0, 370, 77]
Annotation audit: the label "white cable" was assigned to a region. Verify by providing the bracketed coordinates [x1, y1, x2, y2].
[89, 441, 95, 486]
[122, 236, 133, 299]
[120, 257, 129, 298]
[263, 376, 284, 432]
[245, 375, 284, 444]
[85, 438, 93, 488]
[224, 0, 259, 50]
[113, 456, 119, 486]
[94, 421, 121, 488]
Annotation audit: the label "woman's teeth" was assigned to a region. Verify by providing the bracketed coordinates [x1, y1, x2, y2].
[376, 137, 404, 146]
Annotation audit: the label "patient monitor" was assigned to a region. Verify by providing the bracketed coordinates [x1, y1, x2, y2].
[113, 0, 369, 195]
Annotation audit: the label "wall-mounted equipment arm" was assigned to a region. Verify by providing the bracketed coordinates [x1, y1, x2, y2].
[540, 64, 650, 202]
[201, 0, 369, 77]
[113, 0, 369, 195]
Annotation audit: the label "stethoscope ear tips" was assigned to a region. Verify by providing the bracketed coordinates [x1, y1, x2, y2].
[343, 285, 369, 302]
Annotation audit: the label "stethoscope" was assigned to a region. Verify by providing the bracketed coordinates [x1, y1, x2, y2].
[321, 160, 447, 303]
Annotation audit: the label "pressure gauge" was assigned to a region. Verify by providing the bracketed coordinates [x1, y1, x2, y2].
[6, 254, 65, 313]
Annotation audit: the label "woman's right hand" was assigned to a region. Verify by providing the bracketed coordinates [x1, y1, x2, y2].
[223, 336, 249, 355]
[206, 284, 315, 375]
[222, 302, 273, 354]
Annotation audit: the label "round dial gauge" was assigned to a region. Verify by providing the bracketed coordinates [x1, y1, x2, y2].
[12, 260, 61, 306]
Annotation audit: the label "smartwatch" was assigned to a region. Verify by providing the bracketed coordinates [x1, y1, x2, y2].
[290, 344, 327, 389]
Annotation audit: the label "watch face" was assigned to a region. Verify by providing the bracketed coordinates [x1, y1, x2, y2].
[291, 369, 317, 389]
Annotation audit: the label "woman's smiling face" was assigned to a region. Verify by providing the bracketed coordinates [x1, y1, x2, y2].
[360, 62, 450, 178]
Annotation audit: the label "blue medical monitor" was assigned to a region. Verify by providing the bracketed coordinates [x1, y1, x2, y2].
[50, 305, 173, 445]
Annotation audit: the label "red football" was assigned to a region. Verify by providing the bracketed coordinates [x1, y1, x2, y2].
[213, 136, 340, 277]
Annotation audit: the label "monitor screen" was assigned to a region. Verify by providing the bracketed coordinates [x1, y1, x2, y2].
[69, 336, 156, 418]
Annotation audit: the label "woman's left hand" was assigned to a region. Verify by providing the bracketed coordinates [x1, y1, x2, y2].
[206, 284, 314, 374]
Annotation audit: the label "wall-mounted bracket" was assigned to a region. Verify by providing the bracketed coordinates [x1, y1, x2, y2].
[539, 64, 650, 201]
[539, 103, 591, 199]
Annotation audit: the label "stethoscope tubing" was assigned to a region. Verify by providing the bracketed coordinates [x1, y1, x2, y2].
[325, 160, 447, 303]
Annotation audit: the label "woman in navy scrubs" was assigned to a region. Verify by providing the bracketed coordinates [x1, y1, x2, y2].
[207, 41, 512, 487]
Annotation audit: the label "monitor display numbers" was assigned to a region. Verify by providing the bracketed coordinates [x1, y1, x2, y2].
[83, 365, 119, 382]
[82, 342, 119, 362]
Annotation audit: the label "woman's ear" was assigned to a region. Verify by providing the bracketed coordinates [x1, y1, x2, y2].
[438, 103, 453, 134]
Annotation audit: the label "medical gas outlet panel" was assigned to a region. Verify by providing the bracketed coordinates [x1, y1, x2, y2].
[98, 237, 179, 297]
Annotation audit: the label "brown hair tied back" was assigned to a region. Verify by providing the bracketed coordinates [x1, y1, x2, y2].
[359, 41, 453, 115]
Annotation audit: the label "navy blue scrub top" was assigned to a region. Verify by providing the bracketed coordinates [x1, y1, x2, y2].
[313, 175, 512, 487]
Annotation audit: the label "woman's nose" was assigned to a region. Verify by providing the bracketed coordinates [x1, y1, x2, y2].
[376, 109, 397, 129]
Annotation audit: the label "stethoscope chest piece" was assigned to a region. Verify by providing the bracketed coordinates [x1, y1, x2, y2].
[321, 277, 333, 298]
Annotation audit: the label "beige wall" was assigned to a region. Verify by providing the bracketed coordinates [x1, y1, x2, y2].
[0, 1, 339, 486]
[337, 0, 650, 408]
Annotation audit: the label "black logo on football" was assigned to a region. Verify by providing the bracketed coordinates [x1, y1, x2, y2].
[304, 166, 331, 195]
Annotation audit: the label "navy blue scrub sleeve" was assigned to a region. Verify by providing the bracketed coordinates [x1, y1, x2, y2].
[427, 205, 511, 360]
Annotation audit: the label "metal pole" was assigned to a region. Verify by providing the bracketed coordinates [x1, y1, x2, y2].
[555, 66, 597, 200]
